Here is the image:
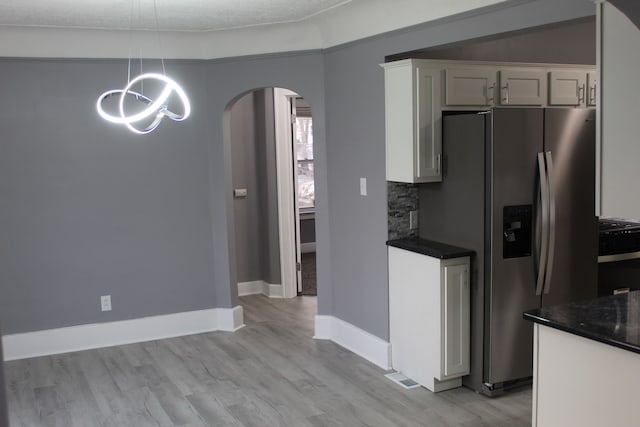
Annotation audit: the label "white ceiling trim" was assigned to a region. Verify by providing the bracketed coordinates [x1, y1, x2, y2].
[0, 0, 510, 59]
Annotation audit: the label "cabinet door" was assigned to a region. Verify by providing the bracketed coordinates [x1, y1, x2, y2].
[441, 263, 470, 378]
[416, 67, 441, 181]
[499, 69, 546, 105]
[385, 63, 415, 183]
[549, 70, 586, 106]
[445, 68, 496, 106]
[388, 247, 441, 387]
[587, 71, 597, 107]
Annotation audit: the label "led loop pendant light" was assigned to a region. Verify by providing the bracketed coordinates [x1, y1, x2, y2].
[96, 0, 190, 134]
[96, 73, 191, 135]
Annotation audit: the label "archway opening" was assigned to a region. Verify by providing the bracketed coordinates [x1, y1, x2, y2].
[223, 87, 317, 322]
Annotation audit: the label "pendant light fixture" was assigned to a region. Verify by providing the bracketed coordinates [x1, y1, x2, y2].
[96, 0, 191, 135]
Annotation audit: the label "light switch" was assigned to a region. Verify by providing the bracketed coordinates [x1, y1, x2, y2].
[360, 178, 367, 196]
[234, 188, 248, 198]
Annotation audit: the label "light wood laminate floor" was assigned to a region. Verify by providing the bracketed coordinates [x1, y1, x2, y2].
[4, 295, 531, 426]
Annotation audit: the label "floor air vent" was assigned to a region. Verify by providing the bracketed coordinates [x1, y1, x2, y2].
[384, 371, 421, 389]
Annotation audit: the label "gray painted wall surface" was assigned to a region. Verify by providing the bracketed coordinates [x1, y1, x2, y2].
[230, 89, 281, 284]
[0, 325, 6, 427]
[0, 53, 326, 334]
[230, 92, 261, 283]
[393, 17, 595, 64]
[0, 59, 218, 334]
[300, 217, 316, 244]
[254, 89, 282, 285]
[323, 0, 595, 340]
[600, 3, 640, 219]
[609, 0, 640, 30]
[183, 53, 329, 311]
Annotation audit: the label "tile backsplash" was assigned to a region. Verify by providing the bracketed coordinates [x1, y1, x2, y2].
[388, 181, 418, 240]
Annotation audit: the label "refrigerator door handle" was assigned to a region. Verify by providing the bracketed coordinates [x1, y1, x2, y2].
[535, 152, 550, 296]
[543, 151, 556, 294]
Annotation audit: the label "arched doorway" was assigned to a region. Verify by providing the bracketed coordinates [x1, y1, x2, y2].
[224, 87, 317, 313]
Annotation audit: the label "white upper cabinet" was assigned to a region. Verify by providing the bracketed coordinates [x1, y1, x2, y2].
[445, 68, 496, 106]
[549, 70, 587, 106]
[382, 60, 595, 184]
[499, 69, 546, 105]
[383, 59, 442, 183]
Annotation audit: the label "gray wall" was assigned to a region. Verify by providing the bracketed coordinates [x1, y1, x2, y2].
[391, 17, 595, 64]
[207, 53, 328, 310]
[0, 59, 218, 334]
[230, 89, 281, 284]
[0, 326, 6, 427]
[323, 0, 595, 340]
[300, 217, 316, 245]
[600, 2, 640, 219]
[0, 52, 326, 334]
[609, 0, 640, 30]
[254, 89, 282, 284]
[230, 92, 260, 283]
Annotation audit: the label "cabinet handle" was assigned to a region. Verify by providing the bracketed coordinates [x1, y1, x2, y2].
[436, 154, 441, 176]
[590, 83, 597, 105]
[578, 84, 585, 103]
[502, 83, 509, 104]
[486, 83, 495, 104]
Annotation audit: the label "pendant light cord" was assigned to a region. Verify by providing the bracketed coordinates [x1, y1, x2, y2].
[96, 0, 190, 134]
[127, 0, 134, 84]
[152, 0, 167, 76]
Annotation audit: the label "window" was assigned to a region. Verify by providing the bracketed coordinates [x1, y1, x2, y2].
[295, 98, 314, 211]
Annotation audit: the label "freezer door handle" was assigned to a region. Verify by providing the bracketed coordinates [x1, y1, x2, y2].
[535, 152, 549, 296]
[543, 151, 556, 294]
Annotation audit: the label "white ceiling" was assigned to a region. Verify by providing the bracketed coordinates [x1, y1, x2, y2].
[0, 0, 511, 58]
[0, 0, 354, 32]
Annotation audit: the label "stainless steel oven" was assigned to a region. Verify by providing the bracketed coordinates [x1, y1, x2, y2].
[598, 218, 640, 296]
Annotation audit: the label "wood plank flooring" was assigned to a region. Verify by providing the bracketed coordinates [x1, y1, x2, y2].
[4, 295, 531, 426]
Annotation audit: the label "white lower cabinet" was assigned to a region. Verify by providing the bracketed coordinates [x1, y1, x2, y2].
[532, 324, 640, 427]
[388, 246, 470, 392]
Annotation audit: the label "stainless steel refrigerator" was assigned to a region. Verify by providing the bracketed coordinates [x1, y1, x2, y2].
[418, 108, 598, 395]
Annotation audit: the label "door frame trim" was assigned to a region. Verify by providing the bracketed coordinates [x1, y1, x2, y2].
[274, 88, 300, 298]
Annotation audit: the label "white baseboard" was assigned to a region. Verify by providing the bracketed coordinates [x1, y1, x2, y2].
[263, 282, 283, 298]
[237, 281, 283, 298]
[2, 306, 245, 361]
[300, 242, 316, 254]
[314, 315, 391, 370]
[217, 306, 245, 332]
[238, 280, 264, 296]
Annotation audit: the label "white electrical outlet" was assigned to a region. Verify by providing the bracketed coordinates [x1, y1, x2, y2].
[410, 210, 419, 230]
[101, 295, 112, 312]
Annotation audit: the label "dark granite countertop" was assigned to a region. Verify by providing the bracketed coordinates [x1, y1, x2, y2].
[524, 291, 640, 354]
[386, 237, 474, 259]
